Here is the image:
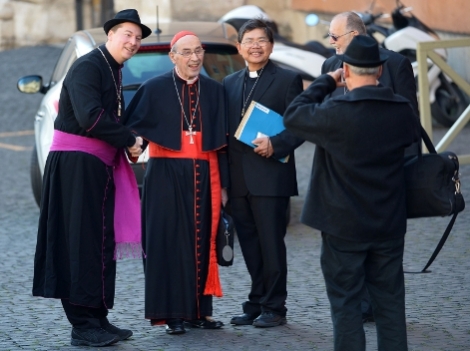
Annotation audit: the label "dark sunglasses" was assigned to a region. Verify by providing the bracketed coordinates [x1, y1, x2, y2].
[328, 31, 354, 42]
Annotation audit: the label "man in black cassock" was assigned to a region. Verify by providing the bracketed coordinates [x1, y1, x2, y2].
[32, 10, 150, 347]
[123, 31, 228, 335]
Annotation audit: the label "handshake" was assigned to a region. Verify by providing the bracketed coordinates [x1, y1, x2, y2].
[127, 136, 144, 158]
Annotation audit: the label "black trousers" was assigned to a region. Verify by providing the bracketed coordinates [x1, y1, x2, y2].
[320, 233, 408, 351]
[361, 288, 373, 316]
[61, 299, 108, 329]
[230, 195, 289, 317]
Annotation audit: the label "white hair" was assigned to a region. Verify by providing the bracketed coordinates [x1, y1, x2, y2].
[345, 63, 380, 76]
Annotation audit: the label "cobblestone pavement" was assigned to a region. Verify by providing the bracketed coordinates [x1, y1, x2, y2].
[0, 45, 469, 350]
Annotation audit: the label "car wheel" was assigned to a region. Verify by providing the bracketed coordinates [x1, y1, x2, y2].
[431, 77, 469, 127]
[30, 145, 42, 207]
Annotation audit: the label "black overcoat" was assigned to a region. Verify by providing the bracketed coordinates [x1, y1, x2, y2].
[284, 74, 421, 242]
[322, 47, 420, 155]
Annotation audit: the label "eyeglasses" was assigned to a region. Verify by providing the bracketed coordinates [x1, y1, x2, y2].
[240, 39, 270, 48]
[328, 31, 354, 42]
[173, 49, 205, 58]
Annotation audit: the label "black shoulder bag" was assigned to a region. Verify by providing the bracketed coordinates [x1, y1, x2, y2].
[404, 126, 465, 273]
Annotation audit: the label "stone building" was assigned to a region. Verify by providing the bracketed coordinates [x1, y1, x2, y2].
[1, 0, 469, 80]
[0, 0, 248, 49]
[1, 0, 469, 48]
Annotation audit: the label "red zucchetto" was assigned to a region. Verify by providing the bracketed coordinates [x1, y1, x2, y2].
[170, 30, 197, 47]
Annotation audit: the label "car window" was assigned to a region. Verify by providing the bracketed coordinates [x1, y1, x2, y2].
[202, 47, 245, 82]
[122, 46, 245, 104]
[50, 38, 78, 86]
[123, 52, 174, 86]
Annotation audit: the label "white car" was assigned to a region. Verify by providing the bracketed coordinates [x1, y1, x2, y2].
[219, 5, 331, 88]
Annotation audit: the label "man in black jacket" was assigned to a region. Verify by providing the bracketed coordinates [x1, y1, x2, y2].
[284, 35, 420, 351]
[322, 11, 420, 322]
[223, 19, 303, 327]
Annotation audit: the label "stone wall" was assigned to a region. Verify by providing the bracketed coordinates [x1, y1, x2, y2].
[0, 0, 14, 50]
[3, 0, 86, 47]
[169, 0, 244, 22]
[1, 0, 469, 84]
[114, 0, 171, 25]
[0, 0, 346, 50]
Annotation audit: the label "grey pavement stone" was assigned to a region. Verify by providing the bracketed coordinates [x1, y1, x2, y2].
[1, 45, 470, 350]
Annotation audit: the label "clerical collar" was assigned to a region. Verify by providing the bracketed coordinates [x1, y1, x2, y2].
[248, 69, 263, 78]
[175, 67, 199, 85]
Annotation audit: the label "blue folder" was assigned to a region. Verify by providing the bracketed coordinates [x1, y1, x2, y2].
[234, 101, 289, 163]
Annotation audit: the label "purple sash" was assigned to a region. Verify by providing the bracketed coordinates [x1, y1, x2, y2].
[50, 130, 142, 259]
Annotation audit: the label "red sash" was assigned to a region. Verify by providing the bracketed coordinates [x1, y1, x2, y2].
[149, 131, 222, 297]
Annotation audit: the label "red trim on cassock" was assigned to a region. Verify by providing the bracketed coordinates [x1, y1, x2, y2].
[148, 132, 222, 297]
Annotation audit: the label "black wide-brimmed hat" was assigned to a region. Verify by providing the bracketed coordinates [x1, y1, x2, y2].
[103, 9, 152, 39]
[336, 35, 388, 67]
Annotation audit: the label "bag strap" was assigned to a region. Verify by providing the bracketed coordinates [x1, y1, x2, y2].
[405, 211, 458, 274]
[405, 127, 461, 274]
[419, 125, 437, 154]
[406, 193, 463, 274]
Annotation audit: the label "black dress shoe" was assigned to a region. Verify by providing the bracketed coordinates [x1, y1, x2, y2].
[185, 317, 224, 329]
[71, 327, 119, 347]
[166, 319, 186, 335]
[230, 312, 260, 325]
[252, 312, 287, 328]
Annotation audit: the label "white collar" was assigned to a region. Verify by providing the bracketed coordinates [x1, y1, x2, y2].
[248, 65, 267, 78]
[175, 67, 199, 85]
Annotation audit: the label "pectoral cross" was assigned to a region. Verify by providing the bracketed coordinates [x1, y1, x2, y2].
[185, 126, 197, 144]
